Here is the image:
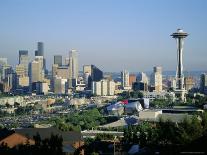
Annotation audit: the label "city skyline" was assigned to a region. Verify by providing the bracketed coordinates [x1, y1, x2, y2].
[0, 0, 207, 72]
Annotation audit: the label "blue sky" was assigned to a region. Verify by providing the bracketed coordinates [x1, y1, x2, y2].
[0, 0, 207, 72]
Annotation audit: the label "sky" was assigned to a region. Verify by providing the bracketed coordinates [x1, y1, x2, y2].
[0, 0, 207, 72]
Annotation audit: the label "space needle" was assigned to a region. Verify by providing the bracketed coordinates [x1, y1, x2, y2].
[171, 29, 188, 102]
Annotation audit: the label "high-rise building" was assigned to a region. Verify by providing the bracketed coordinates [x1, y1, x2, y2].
[150, 66, 162, 92]
[15, 64, 26, 77]
[83, 65, 103, 89]
[108, 80, 116, 95]
[121, 70, 130, 89]
[17, 76, 29, 88]
[52, 64, 69, 79]
[35, 56, 44, 71]
[92, 79, 115, 96]
[54, 55, 62, 66]
[35, 42, 46, 72]
[129, 74, 136, 86]
[36, 82, 49, 95]
[69, 49, 78, 79]
[19, 50, 29, 76]
[65, 57, 69, 66]
[200, 73, 207, 95]
[53, 76, 67, 94]
[184, 76, 195, 91]
[35, 42, 44, 56]
[0, 58, 8, 81]
[30, 60, 43, 83]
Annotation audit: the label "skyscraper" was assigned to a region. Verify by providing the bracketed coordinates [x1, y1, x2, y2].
[171, 29, 188, 101]
[36, 42, 44, 56]
[54, 55, 62, 66]
[121, 70, 130, 89]
[30, 60, 43, 83]
[200, 73, 207, 95]
[150, 66, 162, 92]
[69, 49, 78, 79]
[35, 42, 46, 72]
[19, 50, 29, 76]
[83, 65, 103, 89]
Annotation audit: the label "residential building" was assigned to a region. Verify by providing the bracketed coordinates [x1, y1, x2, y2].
[92, 79, 115, 96]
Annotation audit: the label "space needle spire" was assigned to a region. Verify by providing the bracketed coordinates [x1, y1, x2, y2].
[171, 29, 188, 102]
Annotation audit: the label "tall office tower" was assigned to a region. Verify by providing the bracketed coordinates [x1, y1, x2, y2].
[30, 60, 43, 83]
[91, 65, 103, 81]
[69, 49, 78, 79]
[83, 65, 103, 88]
[200, 73, 207, 95]
[150, 66, 162, 92]
[35, 42, 46, 72]
[184, 76, 195, 91]
[54, 55, 62, 66]
[19, 50, 29, 76]
[129, 74, 136, 86]
[36, 42, 44, 56]
[171, 29, 188, 101]
[121, 70, 130, 89]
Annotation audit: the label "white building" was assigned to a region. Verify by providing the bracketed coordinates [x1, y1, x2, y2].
[69, 49, 78, 79]
[150, 66, 162, 92]
[92, 79, 115, 96]
[108, 80, 116, 96]
[121, 70, 130, 89]
[36, 82, 49, 95]
[125, 101, 143, 114]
